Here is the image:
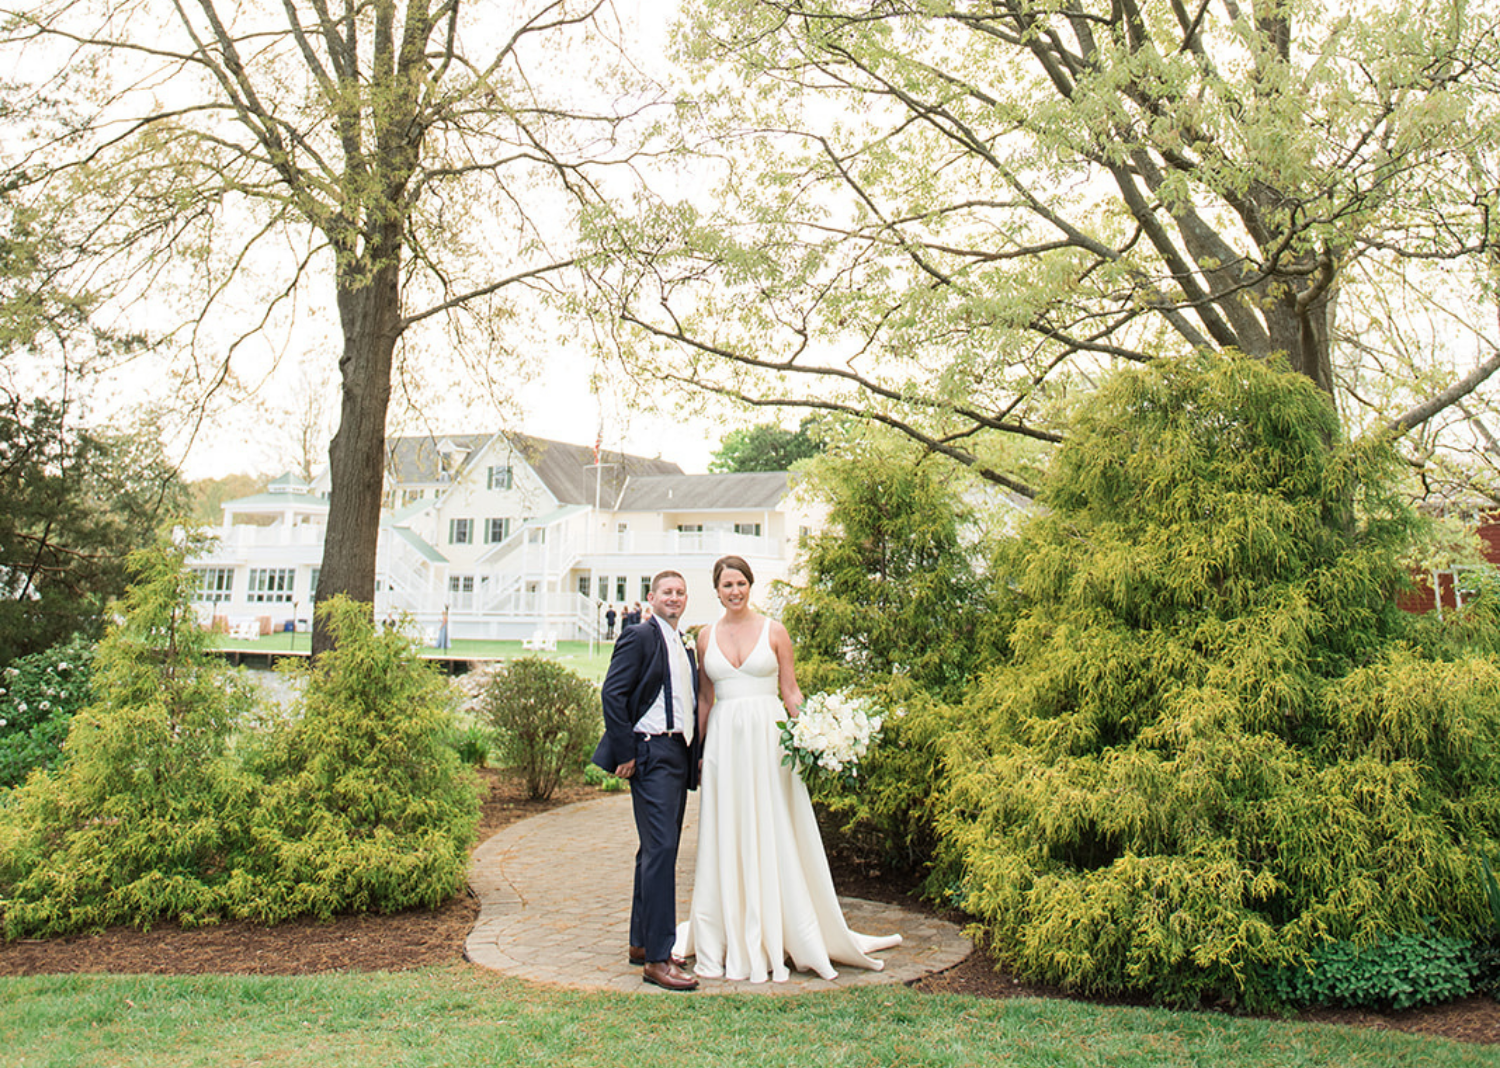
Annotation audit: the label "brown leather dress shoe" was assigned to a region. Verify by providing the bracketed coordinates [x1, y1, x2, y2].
[642, 960, 699, 991]
[629, 945, 687, 967]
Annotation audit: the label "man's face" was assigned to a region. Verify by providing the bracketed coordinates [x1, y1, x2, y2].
[647, 576, 687, 627]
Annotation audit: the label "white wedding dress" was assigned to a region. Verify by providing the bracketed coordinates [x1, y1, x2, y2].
[674, 619, 902, 982]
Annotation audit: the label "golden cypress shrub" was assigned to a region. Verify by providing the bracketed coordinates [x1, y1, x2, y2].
[940, 354, 1500, 1007]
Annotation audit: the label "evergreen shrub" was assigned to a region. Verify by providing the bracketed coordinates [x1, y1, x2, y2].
[478, 656, 596, 799]
[0, 635, 94, 788]
[0, 555, 482, 937]
[0, 538, 258, 937]
[937, 354, 1500, 1008]
[241, 596, 481, 921]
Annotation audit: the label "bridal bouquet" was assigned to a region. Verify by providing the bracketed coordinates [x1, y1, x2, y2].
[779, 689, 884, 790]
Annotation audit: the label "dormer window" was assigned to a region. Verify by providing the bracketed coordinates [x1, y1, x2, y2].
[488, 465, 514, 490]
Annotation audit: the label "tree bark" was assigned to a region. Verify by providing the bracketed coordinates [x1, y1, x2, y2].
[311, 235, 401, 657]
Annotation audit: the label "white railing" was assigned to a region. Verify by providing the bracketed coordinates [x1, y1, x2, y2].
[605, 530, 776, 558]
[216, 524, 327, 549]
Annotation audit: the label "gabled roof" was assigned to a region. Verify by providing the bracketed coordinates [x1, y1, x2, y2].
[385, 433, 494, 486]
[618, 472, 790, 512]
[383, 432, 682, 504]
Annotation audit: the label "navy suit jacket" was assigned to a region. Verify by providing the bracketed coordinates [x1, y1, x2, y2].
[592, 620, 701, 790]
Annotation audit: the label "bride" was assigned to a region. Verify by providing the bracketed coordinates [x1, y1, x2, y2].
[674, 554, 901, 982]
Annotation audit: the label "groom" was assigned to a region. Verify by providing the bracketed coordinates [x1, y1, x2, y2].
[592, 569, 700, 991]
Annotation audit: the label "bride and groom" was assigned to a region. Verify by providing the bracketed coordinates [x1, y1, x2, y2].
[591, 557, 901, 991]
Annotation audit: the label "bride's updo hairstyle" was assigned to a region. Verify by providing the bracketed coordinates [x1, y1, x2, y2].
[713, 554, 755, 588]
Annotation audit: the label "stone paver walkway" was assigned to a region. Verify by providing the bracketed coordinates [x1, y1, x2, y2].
[465, 792, 972, 995]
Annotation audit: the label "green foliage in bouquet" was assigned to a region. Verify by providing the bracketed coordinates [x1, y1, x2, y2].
[0, 635, 95, 788]
[938, 354, 1500, 1008]
[240, 596, 480, 921]
[0, 535, 258, 937]
[478, 656, 597, 800]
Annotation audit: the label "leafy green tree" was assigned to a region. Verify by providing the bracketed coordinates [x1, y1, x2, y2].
[593, 1, 1500, 498]
[709, 416, 824, 472]
[937, 354, 1500, 1007]
[0, 396, 187, 666]
[778, 434, 1011, 865]
[783, 434, 1003, 699]
[2, 0, 643, 655]
[188, 473, 271, 527]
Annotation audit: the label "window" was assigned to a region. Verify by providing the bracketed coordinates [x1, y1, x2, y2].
[402, 488, 426, 506]
[597, 575, 609, 601]
[527, 527, 546, 545]
[448, 574, 475, 610]
[247, 568, 294, 603]
[733, 522, 762, 537]
[487, 465, 513, 490]
[799, 525, 812, 544]
[309, 567, 320, 597]
[193, 567, 234, 603]
[484, 517, 512, 543]
[640, 576, 651, 600]
[677, 524, 703, 533]
[578, 575, 590, 597]
[615, 576, 627, 602]
[449, 518, 473, 544]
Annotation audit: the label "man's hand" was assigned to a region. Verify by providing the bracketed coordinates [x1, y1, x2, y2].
[614, 759, 636, 779]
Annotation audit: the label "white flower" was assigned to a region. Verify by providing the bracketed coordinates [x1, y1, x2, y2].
[39, 701, 50, 711]
[0, 718, 7, 727]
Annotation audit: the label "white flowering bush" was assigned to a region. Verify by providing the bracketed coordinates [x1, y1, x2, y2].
[0, 636, 95, 788]
[779, 689, 885, 790]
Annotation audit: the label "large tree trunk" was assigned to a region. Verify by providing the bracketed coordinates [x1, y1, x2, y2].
[311, 244, 401, 657]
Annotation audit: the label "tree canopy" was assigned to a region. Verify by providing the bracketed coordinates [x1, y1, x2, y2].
[709, 416, 824, 472]
[0, 396, 186, 666]
[589, 0, 1500, 499]
[2, 0, 642, 651]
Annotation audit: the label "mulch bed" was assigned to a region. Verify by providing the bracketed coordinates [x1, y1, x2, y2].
[2, 769, 1497, 1047]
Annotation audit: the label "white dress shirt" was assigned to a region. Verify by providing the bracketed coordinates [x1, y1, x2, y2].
[633, 615, 694, 742]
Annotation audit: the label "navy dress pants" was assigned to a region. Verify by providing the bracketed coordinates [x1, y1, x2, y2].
[629, 732, 690, 963]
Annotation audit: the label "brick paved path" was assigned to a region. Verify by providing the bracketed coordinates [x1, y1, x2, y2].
[465, 792, 972, 995]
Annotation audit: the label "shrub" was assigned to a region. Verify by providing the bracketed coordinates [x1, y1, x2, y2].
[1267, 933, 1480, 1010]
[0, 536, 258, 938]
[935, 354, 1500, 1008]
[479, 657, 597, 799]
[240, 596, 481, 922]
[0, 636, 95, 788]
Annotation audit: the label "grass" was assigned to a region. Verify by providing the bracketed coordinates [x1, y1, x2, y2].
[1, 965, 1492, 1068]
[209, 633, 618, 682]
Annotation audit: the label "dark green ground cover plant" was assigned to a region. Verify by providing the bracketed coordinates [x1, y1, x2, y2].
[0, 543, 480, 937]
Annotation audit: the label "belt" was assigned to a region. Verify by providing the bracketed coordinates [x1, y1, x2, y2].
[636, 731, 684, 739]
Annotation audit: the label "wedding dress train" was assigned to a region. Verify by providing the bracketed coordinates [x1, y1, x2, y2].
[674, 620, 901, 982]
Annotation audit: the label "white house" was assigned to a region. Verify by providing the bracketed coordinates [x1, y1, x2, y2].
[189, 432, 823, 640]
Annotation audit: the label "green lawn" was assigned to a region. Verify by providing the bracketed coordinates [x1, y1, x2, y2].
[209, 633, 618, 682]
[1, 965, 1490, 1068]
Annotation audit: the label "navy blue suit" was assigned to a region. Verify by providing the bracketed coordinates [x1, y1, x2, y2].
[592, 620, 700, 964]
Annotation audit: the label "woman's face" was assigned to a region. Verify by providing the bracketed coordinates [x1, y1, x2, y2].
[716, 567, 751, 610]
